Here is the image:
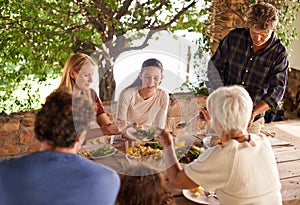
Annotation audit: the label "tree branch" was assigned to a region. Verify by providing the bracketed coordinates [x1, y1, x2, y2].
[115, 0, 133, 19]
[151, 0, 198, 31]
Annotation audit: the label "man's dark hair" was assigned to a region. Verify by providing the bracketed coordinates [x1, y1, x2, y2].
[34, 87, 95, 148]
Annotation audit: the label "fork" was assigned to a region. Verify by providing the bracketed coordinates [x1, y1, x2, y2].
[204, 191, 218, 199]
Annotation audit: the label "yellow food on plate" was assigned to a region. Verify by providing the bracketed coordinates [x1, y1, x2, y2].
[135, 124, 145, 129]
[190, 186, 204, 197]
[126, 143, 163, 164]
[125, 147, 133, 154]
[175, 141, 185, 147]
[128, 143, 162, 157]
[78, 149, 92, 158]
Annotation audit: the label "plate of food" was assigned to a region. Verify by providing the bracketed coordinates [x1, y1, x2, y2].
[78, 144, 117, 159]
[175, 144, 205, 164]
[86, 135, 112, 145]
[125, 142, 163, 165]
[124, 124, 162, 141]
[182, 186, 220, 204]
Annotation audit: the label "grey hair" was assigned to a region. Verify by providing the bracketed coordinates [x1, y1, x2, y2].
[206, 85, 253, 134]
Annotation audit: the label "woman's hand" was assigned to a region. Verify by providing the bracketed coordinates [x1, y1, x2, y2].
[199, 107, 210, 122]
[100, 124, 120, 135]
[247, 111, 255, 128]
[155, 129, 174, 149]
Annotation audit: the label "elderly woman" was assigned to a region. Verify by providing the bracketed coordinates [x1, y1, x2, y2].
[157, 85, 282, 205]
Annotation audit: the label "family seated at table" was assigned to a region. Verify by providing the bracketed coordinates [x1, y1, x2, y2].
[0, 50, 283, 205]
[0, 81, 283, 205]
[56, 53, 170, 142]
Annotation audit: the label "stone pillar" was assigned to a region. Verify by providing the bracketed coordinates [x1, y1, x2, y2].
[207, 0, 248, 53]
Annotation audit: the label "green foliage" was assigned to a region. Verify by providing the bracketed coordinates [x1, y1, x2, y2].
[0, 0, 298, 113]
[0, 0, 209, 112]
[275, 0, 300, 47]
[0, 0, 210, 113]
[181, 81, 209, 96]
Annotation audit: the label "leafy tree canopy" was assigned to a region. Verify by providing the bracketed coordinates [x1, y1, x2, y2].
[1, 0, 299, 114]
[0, 0, 210, 114]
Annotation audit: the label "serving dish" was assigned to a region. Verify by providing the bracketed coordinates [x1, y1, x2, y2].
[79, 144, 117, 159]
[125, 142, 163, 165]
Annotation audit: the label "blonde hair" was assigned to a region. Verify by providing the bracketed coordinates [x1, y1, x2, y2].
[58, 53, 97, 97]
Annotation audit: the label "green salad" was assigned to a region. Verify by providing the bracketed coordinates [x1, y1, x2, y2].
[90, 145, 116, 157]
[144, 142, 163, 150]
[136, 127, 157, 140]
[176, 145, 205, 164]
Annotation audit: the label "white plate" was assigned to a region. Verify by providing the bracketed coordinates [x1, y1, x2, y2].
[125, 127, 140, 140]
[86, 136, 112, 145]
[182, 189, 220, 205]
[80, 144, 117, 159]
[124, 126, 161, 141]
[202, 136, 220, 148]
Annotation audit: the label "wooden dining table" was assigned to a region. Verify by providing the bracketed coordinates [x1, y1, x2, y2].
[91, 134, 300, 205]
[0, 134, 298, 205]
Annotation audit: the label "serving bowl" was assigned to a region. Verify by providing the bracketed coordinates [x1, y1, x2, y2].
[125, 142, 164, 166]
[78, 144, 117, 159]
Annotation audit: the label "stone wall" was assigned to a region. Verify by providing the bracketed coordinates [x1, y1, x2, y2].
[0, 95, 206, 157]
[283, 68, 300, 113]
[0, 111, 41, 156]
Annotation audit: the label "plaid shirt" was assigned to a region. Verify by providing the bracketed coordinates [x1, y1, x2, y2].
[207, 28, 289, 109]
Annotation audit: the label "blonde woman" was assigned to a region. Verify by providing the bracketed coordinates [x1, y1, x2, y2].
[58, 53, 119, 136]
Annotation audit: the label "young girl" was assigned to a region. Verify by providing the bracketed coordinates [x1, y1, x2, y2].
[117, 58, 169, 129]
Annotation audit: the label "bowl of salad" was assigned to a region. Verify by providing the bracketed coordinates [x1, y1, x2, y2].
[79, 144, 117, 159]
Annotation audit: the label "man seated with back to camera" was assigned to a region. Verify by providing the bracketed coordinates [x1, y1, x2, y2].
[0, 88, 120, 205]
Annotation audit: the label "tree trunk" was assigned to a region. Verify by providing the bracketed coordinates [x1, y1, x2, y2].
[99, 64, 116, 102]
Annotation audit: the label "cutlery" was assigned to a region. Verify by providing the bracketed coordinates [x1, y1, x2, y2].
[204, 191, 218, 199]
[176, 114, 199, 129]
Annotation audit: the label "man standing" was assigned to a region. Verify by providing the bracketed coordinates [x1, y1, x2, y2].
[207, 2, 289, 133]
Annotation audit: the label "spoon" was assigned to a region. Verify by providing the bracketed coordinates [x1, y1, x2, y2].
[176, 114, 199, 129]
